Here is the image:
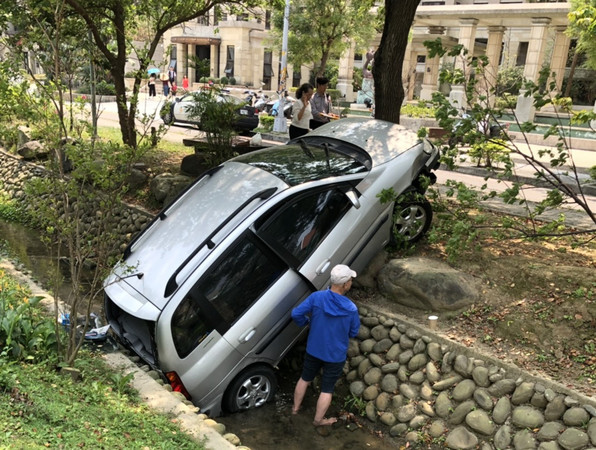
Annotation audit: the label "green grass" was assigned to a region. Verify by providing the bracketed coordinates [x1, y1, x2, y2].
[0, 269, 202, 449]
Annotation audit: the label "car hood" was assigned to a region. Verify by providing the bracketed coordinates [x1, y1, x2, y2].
[305, 117, 421, 167]
[105, 162, 288, 312]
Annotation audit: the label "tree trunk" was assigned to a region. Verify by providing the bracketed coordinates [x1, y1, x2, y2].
[373, 0, 421, 124]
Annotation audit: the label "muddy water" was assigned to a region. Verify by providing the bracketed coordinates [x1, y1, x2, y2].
[0, 219, 100, 314]
[218, 354, 403, 449]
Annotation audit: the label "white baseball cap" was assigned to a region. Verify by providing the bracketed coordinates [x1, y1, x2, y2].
[330, 264, 357, 285]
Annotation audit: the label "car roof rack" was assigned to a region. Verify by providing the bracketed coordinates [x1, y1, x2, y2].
[163, 187, 278, 297]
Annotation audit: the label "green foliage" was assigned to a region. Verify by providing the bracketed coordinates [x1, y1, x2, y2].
[424, 39, 596, 241]
[229, 77, 237, 85]
[259, 115, 275, 132]
[352, 66, 363, 92]
[495, 66, 524, 96]
[343, 394, 366, 417]
[401, 103, 436, 118]
[0, 270, 59, 364]
[468, 139, 511, 168]
[25, 138, 145, 366]
[568, 0, 596, 70]
[185, 88, 240, 165]
[220, 76, 229, 85]
[271, 0, 376, 75]
[0, 352, 202, 448]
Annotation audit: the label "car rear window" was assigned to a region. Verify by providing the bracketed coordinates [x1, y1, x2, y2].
[234, 141, 370, 186]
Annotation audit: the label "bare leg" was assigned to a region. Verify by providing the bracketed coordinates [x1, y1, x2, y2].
[313, 392, 337, 426]
[293, 378, 310, 414]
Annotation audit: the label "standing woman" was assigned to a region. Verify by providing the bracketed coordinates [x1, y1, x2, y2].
[289, 83, 314, 140]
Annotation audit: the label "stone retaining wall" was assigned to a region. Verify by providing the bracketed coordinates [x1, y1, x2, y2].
[346, 305, 596, 449]
[0, 149, 152, 255]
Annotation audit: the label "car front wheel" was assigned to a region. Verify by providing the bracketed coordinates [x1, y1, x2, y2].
[223, 366, 277, 413]
[392, 197, 433, 245]
[161, 109, 174, 125]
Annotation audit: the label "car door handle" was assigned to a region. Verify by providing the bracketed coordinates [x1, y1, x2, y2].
[239, 328, 256, 343]
[315, 259, 331, 275]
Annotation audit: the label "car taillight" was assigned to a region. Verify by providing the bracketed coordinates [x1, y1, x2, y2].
[165, 371, 192, 400]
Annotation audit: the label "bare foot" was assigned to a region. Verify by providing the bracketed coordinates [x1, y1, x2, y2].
[313, 417, 337, 426]
[291, 407, 300, 415]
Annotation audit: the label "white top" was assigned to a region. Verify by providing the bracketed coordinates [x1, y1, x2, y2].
[291, 98, 312, 130]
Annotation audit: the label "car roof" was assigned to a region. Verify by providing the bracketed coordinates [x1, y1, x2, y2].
[117, 162, 288, 308]
[304, 117, 421, 167]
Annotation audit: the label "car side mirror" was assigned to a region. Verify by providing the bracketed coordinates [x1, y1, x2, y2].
[345, 190, 360, 209]
[175, 97, 181, 103]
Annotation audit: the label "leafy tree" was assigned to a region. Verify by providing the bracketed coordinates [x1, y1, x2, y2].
[423, 40, 596, 253]
[1, 0, 260, 149]
[271, 0, 378, 77]
[372, 0, 421, 124]
[568, 0, 596, 70]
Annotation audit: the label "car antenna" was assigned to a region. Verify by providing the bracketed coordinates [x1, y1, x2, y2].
[298, 139, 314, 159]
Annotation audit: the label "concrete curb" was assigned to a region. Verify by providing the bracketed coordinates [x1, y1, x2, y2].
[103, 353, 240, 450]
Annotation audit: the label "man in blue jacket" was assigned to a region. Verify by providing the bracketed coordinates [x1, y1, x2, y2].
[291, 264, 360, 426]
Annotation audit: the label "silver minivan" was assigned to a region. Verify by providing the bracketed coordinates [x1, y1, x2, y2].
[104, 118, 440, 417]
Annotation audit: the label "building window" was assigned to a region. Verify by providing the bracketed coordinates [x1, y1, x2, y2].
[263, 51, 274, 90]
[516, 42, 528, 66]
[354, 53, 363, 61]
[225, 46, 235, 77]
[265, 11, 271, 30]
[237, 13, 249, 21]
[292, 70, 301, 88]
[197, 15, 209, 25]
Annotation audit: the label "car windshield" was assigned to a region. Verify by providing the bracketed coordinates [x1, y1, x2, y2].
[234, 139, 371, 186]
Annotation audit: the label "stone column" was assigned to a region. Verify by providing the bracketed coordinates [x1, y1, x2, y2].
[550, 26, 571, 95]
[450, 18, 478, 111]
[516, 17, 551, 123]
[484, 26, 506, 105]
[337, 41, 356, 102]
[210, 44, 218, 79]
[420, 27, 445, 101]
[176, 45, 186, 85]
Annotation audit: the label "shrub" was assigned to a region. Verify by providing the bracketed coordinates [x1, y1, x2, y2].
[220, 76, 229, 85]
[0, 269, 59, 363]
[401, 103, 436, 118]
[327, 89, 342, 102]
[199, 76, 209, 83]
[229, 77, 237, 85]
[260, 115, 274, 131]
[468, 139, 511, 168]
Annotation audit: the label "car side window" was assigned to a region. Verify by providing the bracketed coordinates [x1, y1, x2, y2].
[256, 187, 352, 265]
[171, 234, 285, 357]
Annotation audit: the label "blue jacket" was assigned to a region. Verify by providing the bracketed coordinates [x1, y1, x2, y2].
[291, 289, 360, 363]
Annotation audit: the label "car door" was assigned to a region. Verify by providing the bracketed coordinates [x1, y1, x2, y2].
[172, 95, 192, 122]
[254, 182, 385, 290]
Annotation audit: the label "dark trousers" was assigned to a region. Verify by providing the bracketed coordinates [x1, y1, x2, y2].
[148, 84, 156, 97]
[289, 125, 309, 140]
[309, 119, 327, 130]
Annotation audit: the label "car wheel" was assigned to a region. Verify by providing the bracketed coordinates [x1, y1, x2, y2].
[162, 110, 173, 125]
[223, 366, 277, 413]
[391, 197, 433, 245]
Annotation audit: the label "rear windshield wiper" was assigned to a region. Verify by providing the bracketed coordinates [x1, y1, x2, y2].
[298, 139, 315, 159]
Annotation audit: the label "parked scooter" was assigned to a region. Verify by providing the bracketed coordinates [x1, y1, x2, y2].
[268, 91, 295, 119]
[243, 90, 269, 113]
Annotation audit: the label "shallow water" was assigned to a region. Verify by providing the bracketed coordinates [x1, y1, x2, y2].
[218, 356, 403, 450]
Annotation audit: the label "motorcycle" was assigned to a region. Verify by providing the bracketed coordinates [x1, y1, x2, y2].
[267, 91, 295, 119]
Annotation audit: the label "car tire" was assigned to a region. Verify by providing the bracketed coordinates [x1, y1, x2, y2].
[162, 110, 173, 125]
[391, 197, 433, 245]
[223, 365, 277, 413]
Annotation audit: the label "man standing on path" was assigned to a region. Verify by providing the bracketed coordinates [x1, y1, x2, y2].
[292, 264, 360, 426]
[309, 76, 331, 130]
